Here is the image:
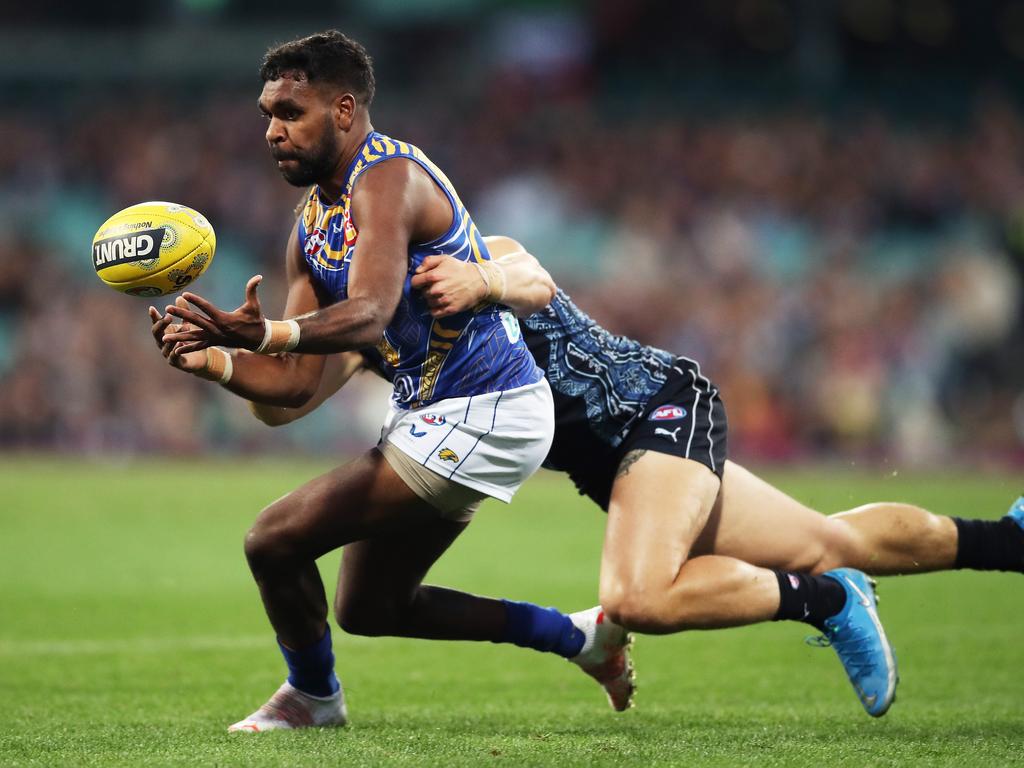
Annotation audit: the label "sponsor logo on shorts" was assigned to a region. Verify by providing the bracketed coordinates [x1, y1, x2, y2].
[420, 413, 446, 426]
[408, 424, 427, 438]
[649, 404, 687, 421]
[654, 426, 682, 443]
[438, 448, 459, 463]
[787, 574, 801, 590]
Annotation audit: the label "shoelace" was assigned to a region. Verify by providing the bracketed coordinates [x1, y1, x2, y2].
[805, 622, 877, 677]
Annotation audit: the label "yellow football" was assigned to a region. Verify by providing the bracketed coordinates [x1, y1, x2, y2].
[91, 201, 216, 297]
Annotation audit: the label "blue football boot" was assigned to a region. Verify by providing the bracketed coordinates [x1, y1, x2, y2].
[1005, 496, 1024, 531]
[809, 568, 898, 717]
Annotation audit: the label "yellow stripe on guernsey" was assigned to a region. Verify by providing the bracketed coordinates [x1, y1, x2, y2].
[419, 318, 465, 404]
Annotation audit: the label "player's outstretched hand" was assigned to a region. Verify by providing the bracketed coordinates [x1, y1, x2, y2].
[148, 298, 207, 374]
[411, 255, 487, 318]
[163, 275, 267, 353]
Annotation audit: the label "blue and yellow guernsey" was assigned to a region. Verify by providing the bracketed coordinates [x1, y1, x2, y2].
[297, 130, 541, 408]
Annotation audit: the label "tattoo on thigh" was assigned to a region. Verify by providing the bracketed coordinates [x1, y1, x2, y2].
[615, 449, 647, 479]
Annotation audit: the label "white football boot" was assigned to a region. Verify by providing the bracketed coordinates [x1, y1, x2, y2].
[227, 680, 348, 732]
[568, 606, 635, 712]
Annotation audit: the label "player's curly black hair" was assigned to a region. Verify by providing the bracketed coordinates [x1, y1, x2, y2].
[260, 30, 376, 105]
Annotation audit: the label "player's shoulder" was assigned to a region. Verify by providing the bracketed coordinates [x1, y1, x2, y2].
[350, 139, 436, 203]
[352, 131, 423, 173]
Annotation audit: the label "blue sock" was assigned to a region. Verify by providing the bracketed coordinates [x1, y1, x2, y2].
[277, 626, 340, 698]
[499, 600, 585, 658]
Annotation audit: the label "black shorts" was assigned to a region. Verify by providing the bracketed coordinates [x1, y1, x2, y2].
[568, 359, 728, 510]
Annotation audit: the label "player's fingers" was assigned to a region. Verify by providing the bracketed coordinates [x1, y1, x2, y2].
[150, 310, 176, 344]
[175, 296, 189, 309]
[166, 305, 219, 335]
[161, 321, 185, 357]
[168, 343, 185, 366]
[174, 340, 211, 356]
[162, 324, 210, 344]
[431, 301, 453, 318]
[414, 255, 445, 274]
[179, 291, 221, 320]
[169, 341, 201, 366]
[244, 274, 263, 309]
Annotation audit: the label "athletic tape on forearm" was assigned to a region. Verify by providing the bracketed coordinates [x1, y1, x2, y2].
[196, 347, 233, 385]
[475, 261, 506, 302]
[255, 318, 301, 354]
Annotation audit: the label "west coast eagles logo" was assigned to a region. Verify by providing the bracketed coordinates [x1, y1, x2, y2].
[304, 227, 327, 259]
[305, 209, 358, 262]
[438, 448, 459, 463]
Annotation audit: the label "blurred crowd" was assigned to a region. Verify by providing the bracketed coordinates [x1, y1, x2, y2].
[1, 84, 1023, 465]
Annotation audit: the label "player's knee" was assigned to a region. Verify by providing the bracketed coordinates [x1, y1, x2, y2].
[812, 518, 863, 573]
[600, 582, 670, 632]
[334, 596, 397, 637]
[243, 525, 278, 573]
[243, 508, 303, 573]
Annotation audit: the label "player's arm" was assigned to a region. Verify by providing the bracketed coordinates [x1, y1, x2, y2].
[164, 160, 431, 355]
[410, 235, 556, 318]
[249, 351, 365, 426]
[150, 225, 327, 407]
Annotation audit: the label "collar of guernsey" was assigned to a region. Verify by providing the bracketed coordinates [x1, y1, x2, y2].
[296, 130, 542, 409]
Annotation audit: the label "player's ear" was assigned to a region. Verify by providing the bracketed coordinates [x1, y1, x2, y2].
[334, 92, 356, 131]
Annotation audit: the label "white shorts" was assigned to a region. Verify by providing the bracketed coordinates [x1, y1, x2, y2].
[379, 379, 554, 503]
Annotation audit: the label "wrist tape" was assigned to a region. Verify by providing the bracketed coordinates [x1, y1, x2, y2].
[474, 261, 507, 302]
[196, 347, 233, 385]
[256, 318, 301, 354]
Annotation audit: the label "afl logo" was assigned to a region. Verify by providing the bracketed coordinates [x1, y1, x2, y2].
[649, 405, 687, 421]
[420, 413, 446, 426]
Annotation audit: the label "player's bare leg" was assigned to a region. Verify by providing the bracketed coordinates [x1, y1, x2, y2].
[243, 449, 447, 648]
[601, 450, 897, 716]
[334, 505, 632, 710]
[691, 461, 1022, 576]
[333, 518, 507, 642]
[235, 447, 604, 727]
[600, 451, 781, 632]
[231, 448, 462, 732]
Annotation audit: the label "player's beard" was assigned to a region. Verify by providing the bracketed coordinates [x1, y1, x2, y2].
[274, 122, 341, 188]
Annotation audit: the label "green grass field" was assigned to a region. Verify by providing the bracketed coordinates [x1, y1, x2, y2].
[1, 458, 1022, 767]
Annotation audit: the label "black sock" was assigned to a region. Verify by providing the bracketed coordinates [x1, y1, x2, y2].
[772, 571, 847, 632]
[953, 517, 1024, 572]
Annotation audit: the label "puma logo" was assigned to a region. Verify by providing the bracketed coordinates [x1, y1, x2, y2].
[655, 427, 682, 443]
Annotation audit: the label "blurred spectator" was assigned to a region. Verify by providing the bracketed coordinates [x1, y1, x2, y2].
[1, 61, 1022, 466]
